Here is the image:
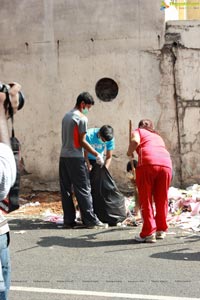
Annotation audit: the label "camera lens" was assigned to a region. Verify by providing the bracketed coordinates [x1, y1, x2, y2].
[18, 91, 25, 110]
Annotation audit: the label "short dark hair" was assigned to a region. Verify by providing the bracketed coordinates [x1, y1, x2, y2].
[99, 125, 114, 141]
[76, 92, 94, 106]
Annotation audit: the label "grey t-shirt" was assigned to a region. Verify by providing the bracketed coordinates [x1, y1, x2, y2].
[60, 109, 88, 158]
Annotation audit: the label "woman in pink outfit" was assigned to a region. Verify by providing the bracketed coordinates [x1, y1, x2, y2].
[127, 119, 172, 243]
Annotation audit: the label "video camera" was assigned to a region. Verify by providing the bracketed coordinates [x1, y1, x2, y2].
[0, 82, 25, 213]
[0, 83, 25, 116]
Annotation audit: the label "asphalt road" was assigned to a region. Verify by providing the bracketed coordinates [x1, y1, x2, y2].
[7, 217, 200, 300]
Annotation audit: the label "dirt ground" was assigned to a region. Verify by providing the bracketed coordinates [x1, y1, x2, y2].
[9, 191, 63, 217]
[8, 191, 139, 227]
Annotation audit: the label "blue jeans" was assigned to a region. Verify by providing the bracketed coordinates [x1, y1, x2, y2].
[0, 233, 10, 300]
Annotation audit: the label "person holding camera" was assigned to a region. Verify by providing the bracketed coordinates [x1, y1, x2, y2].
[59, 92, 106, 229]
[0, 81, 22, 300]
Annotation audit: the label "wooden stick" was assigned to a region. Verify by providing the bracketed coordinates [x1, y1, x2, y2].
[129, 120, 140, 218]
[129, 120, 135, 179]
[129, 119, 132, 144]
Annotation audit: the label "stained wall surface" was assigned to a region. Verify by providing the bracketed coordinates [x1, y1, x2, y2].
[1, 1, 196, 191]
[165, 21, 200, 187]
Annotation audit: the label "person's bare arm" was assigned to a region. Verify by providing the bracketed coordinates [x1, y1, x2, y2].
[0, 93, 11, 146]
[127, 131, 140, 156]
[84, 150, 92, 171]
[79, 132, 98, 157]
[8, 82, 21, 114]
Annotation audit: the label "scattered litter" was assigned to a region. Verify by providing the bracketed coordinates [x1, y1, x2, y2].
[168, 185, 200, 231]
[9, 192, 62, 217]
[57, 225, 64, 229]
[9, 185, 200, 233]
[22, 201, 40, 208]
[14, 230, 26, 234]
[43, 210, 63, 225]
[166, 231, 176, 235]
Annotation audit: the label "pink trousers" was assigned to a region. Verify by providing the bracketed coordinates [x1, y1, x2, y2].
[136, 165, 172, 238]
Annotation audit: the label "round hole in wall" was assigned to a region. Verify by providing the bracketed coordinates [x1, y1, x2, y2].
[95, 77, 118, 102]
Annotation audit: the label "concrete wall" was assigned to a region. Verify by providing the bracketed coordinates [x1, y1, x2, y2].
[0, 0, 183, 191]
[165, 21, 200, 187]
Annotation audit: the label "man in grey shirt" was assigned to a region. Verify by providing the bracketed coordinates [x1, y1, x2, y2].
[59, 92, 105, 229]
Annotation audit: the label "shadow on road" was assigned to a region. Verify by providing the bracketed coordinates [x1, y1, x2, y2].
[150, 235, 200, 262]
[9, 218, 60, 230]
[9, 218, 200, 261]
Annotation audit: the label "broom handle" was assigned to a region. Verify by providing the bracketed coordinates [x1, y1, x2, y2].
[129, 120, 136, 179]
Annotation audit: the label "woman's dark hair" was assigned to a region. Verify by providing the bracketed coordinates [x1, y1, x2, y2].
[127, 160, 138, 172]
[76, 92, 94, 106]
[99, 125, 114, 141]
[138, 119, 158, 134]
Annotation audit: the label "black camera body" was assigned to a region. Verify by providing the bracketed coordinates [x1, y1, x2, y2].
[0, 83, 25, 116]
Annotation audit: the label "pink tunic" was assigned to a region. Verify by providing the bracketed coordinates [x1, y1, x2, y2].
[135, 128, 172, 169]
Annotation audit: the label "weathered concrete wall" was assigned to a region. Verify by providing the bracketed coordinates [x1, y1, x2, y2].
[1, 0, 181, 191]
[156, 46, 180, 186]
[165, 21, 200, 187]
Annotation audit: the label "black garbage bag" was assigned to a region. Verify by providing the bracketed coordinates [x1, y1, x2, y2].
[90, 164, 126, 225]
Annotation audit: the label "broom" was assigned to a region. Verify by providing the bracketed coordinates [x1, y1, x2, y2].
[128, 120, 140, 218]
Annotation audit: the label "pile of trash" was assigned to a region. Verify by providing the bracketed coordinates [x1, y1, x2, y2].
[9, 185, 200, 231]
[121, 184, 200, 231]
[168, 184, 200, 214]
[167, 184, 200, 231]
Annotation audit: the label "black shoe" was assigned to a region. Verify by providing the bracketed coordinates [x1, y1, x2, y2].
[60, 222, 80, 229]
